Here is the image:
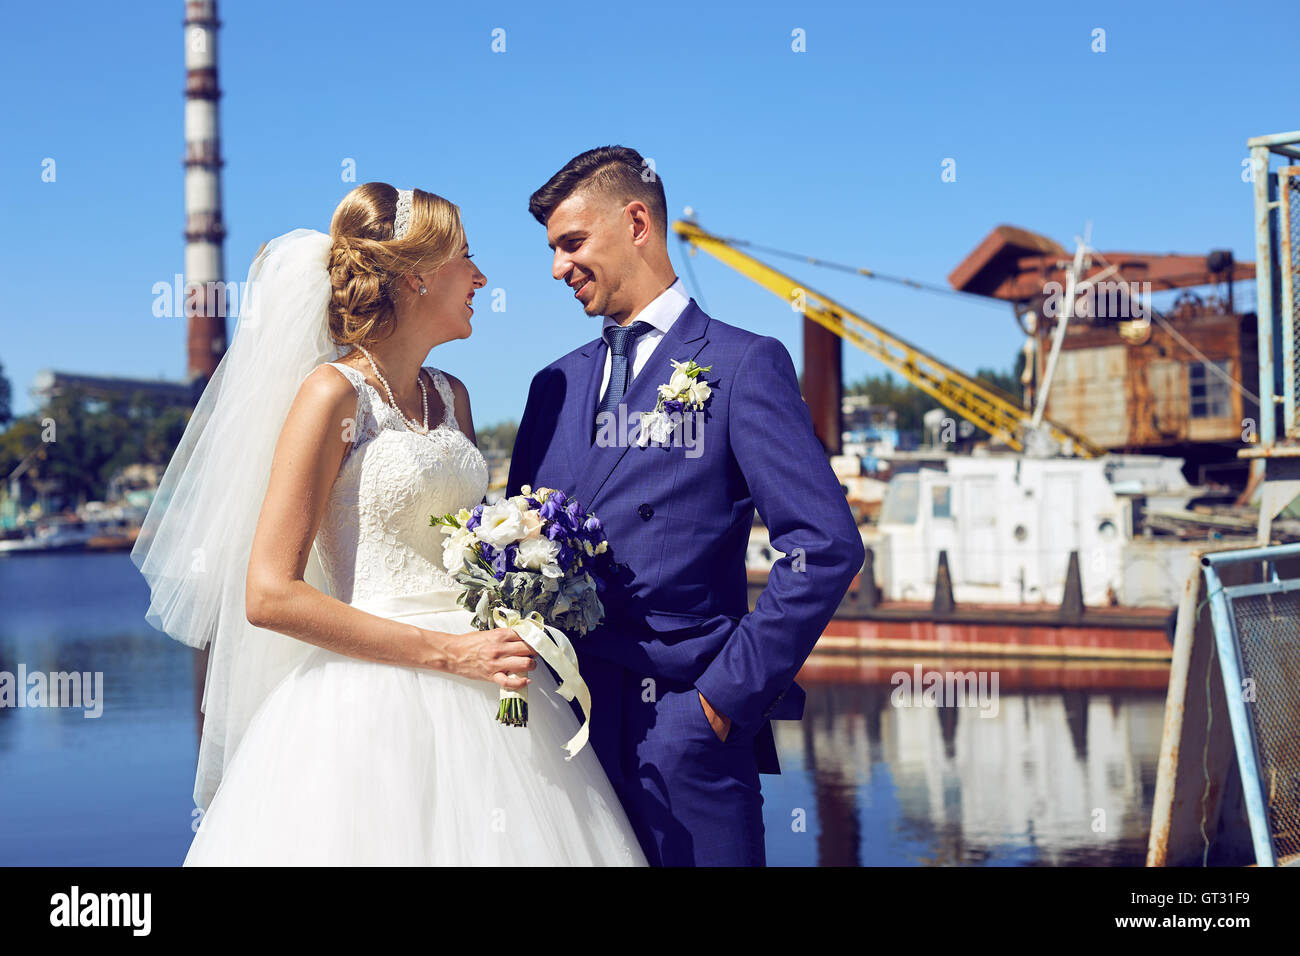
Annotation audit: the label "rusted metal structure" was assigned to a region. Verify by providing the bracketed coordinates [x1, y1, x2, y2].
[1239, 131, 1300, 542]
[183, 0, 228, 392]
[802, 313, 843, 455]
[950, 225, 1258, 484]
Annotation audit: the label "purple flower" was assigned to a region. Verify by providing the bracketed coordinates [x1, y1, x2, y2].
[490, 547, 509, 580]
[466, 505, 484, 532]
[556, 541, 575, 571]
[479, 541, 497, 563]
[524, 496, 539, 509]
[562, 498, 583, 532]
[664, 398, 684, 414]
[538, 495, 563, 523]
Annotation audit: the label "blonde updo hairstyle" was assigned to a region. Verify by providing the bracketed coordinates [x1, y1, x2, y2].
[327, 182, 466, 348]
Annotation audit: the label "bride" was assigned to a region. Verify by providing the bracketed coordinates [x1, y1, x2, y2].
[131, 182, 647, 866]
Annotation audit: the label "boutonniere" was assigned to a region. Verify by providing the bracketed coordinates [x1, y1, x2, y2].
[636, 359, 713, 446]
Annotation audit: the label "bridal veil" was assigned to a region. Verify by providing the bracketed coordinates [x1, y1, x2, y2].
[131, 228, 341, 809]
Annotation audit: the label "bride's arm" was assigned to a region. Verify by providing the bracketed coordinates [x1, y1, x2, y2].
[244, 366, 534, 688]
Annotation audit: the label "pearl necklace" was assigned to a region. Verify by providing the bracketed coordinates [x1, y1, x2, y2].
[356, 345, 428, 434]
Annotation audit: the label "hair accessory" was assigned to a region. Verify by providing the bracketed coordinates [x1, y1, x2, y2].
[393, 188, 414, 240]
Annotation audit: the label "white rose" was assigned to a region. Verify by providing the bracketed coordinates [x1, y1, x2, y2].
[647, 410, 676, 443]
[476, 501, 527, 548]
[636, 411, 657, 447]
[440, 525, 476, 573]
[668, 367, 692, 395]
[687, 381, 711, 405]
[515, 535, 560, 572]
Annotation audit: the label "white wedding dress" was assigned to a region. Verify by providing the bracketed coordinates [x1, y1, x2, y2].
[184, 362, 647, 866]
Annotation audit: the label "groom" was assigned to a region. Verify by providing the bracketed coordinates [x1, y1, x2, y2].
[507, 146, 865, 866]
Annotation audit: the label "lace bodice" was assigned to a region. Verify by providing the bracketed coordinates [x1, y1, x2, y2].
[313, 362, 489, 604]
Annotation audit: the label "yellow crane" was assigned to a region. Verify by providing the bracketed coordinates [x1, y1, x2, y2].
[672, 219, 1105, 459]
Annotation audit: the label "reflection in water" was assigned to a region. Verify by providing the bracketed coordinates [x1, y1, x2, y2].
[763, 657, 1168, 865]
[0, 553, 199, 866]
[1, 554, 1168, 866]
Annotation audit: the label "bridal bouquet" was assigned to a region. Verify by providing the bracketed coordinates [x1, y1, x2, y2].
[430, 485, 615, 757]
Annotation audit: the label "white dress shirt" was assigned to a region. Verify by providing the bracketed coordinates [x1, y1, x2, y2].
[597, 278, 691, 403]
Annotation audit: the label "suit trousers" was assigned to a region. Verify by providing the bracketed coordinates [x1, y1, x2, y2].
[581, 656, 766, 867]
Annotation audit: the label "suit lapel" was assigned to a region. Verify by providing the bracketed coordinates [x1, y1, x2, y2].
[561, 336, 607, 459]
[571, 300, 710, 511]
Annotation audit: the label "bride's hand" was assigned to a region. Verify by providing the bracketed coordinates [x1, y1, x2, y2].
[434, 627, 537, 688]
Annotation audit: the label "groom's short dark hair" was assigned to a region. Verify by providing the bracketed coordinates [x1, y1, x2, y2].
[528, 145, 668, 241]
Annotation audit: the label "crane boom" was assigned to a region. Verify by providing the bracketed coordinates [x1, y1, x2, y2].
[671, 219, 1104, 458]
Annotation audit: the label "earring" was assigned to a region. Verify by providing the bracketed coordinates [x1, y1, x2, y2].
[419, 285, 427, 295]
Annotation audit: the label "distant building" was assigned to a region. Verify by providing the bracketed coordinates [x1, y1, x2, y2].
[30, 370, 196, 410]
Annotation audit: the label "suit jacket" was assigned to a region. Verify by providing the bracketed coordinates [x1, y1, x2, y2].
[506, 298, 865, 773]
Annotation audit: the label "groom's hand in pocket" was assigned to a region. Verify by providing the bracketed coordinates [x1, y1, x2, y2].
[698, 691, 731, 742]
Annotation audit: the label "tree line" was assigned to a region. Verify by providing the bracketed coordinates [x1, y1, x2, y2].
[841, 358, 1024, 437]
[0, 353, 1021, 509]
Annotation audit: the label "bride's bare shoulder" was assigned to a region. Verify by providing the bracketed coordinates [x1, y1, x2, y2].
[310, 360, 359, 390]
[434, 368, 469, 404]
[293, 363, 361, 425]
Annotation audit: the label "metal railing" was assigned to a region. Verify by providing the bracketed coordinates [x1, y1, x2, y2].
[1200, 541, 1300, 866]
[1283, 167, 1300, 438]
[1247, 132, 1300, 445]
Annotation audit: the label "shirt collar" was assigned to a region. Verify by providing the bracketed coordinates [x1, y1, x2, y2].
[601, 278, 689, 342]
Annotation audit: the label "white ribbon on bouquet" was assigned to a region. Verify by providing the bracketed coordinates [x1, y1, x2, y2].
[491, 606, 591, 759]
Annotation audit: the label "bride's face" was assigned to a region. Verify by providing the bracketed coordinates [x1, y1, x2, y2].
[420, 237, 487, 340]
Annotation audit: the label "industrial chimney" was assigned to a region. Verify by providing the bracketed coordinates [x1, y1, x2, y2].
[183, 0, 227, 392]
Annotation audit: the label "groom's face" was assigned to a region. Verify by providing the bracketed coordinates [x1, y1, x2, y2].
[546, 189, 631, 320]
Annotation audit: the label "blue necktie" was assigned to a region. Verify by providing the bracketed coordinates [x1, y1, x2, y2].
[595, 320, 654, 428]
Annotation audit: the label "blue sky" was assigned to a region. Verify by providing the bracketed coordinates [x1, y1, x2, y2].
[2, 0, 1295, 426]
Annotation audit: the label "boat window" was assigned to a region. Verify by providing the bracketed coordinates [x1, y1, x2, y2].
[932, 485, 952, 519]
[1189, 359, 1232, 419]
[880, 475, 919, 524]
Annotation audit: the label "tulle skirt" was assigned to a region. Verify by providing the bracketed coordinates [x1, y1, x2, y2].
[184, 589, 648, 866]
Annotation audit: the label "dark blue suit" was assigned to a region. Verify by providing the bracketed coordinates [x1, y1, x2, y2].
[506, 299, 864, 866]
